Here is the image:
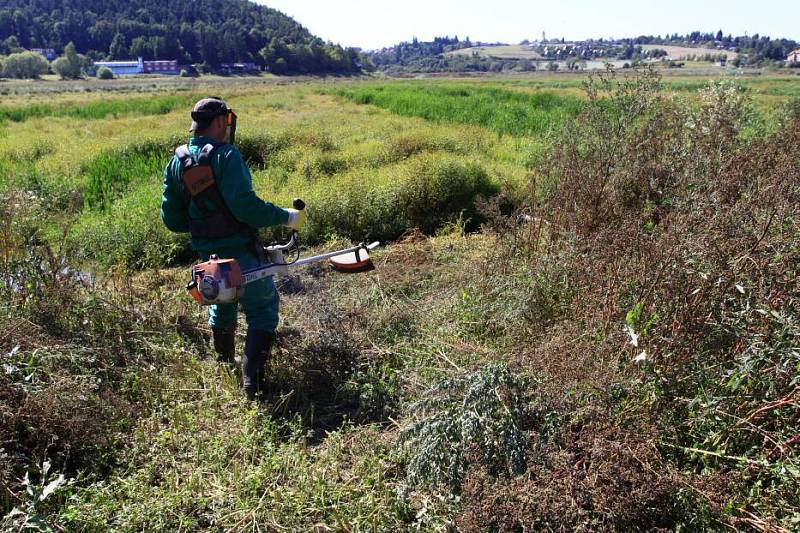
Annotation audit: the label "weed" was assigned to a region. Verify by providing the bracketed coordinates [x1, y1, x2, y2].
[489, 66, 800, 529]
[1, 460, 69, 533]
[399, 363, 528, 491]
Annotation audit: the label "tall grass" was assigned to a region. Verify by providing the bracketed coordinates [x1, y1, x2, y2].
[82, 137, 180, 209]
[0, 94, 196, 125]
[332, 83, 583, 136]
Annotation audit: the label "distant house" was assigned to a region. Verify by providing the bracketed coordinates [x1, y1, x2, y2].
[32, 48, 56, 61]
[219, 62, 259, 74]
[93, 57, 179, 76]
[143, 59, 179, 75]
[788, 49, 800, 64]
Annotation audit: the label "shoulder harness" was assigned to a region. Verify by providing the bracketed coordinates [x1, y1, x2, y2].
[175, 143, 249, 240]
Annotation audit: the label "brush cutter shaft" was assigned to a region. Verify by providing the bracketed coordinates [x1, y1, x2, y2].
[187, 241, 379, 306]
[241, 241, 378, 282]
[292, 241, 379, 267]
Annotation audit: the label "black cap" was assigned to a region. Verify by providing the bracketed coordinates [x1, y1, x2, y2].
[189, 97, 228, 132]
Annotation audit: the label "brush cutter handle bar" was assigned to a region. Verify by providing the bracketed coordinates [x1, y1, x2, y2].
[265, 231, 298, 252]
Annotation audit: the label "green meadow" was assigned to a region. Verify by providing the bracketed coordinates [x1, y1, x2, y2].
[2, 71, 799, 531]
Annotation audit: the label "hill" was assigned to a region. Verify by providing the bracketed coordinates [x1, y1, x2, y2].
[371, 31, 798, 74]
[0, 0, 366, 74]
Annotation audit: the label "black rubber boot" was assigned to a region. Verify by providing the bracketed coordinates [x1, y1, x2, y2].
[212, 325, 236, 365]
[242, 329, 275, 401]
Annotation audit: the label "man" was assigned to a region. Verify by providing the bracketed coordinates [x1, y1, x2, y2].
[161, 97, 305, 399]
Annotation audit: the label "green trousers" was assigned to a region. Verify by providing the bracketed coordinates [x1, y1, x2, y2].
[201, 247, 280, 333]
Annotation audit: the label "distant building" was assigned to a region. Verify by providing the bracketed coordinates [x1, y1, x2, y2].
[143, 59, 179, 75]
[32, 48, 56, 61]
[788, 49, 800, 64]
[219, 62, 259, 74]
[93, 57, 179, 76]
[93, 57, 144, 75]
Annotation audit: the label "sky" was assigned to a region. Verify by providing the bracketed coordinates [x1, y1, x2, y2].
[259, 0, 799, 50]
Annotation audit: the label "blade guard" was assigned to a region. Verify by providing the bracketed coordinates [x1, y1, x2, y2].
[186, 255, 244, 306]
[329, 246, 374, 272]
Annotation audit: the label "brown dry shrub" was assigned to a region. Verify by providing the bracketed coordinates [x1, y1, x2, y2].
[474, 69, 800, 529]
[456, 419, 698, 532]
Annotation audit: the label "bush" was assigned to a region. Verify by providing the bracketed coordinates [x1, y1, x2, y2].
[394, 156, 496, 234]
[67, 182, 192, 269]
[503, 67, 800, 528]
[305, 155, 497, 244]
[179, 65, 199, 77]
[1, 51, 49, 79]
[96, 67, 114, 80]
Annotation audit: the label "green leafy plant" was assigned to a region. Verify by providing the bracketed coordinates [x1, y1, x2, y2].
[2, 460, 69, 532]
[399, 363, 528, 491]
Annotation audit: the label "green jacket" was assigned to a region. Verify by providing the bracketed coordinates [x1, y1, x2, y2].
[161, 135, 289, 253]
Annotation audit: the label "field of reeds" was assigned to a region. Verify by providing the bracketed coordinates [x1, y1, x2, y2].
[1, 70, 799, 531]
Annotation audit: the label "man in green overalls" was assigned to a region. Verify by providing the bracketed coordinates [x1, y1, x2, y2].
[161, 97, 305, 399]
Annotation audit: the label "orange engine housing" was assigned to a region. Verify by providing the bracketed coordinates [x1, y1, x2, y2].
[187, 256, 245, 305]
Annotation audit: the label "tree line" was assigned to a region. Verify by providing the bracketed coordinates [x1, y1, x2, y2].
[0, 0, 369, 74]
[623, 31, 797, 64]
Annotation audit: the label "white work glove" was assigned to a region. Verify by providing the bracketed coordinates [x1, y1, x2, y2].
[285, 208, 307, 231]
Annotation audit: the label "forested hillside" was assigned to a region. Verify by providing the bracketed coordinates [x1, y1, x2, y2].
[0, 0, 367, 74]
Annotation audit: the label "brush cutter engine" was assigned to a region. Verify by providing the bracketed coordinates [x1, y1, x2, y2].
[186, 200, 379, 306]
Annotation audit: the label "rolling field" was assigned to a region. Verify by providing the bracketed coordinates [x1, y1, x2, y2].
[447, 44, 542, 59]
[640, 43, 739, 60]
[1, 71, 799, 531]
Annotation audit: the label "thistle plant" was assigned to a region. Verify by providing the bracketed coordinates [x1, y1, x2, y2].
[399, 362, 528, 491]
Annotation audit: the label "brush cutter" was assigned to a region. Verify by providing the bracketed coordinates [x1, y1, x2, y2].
[186, 199, 379, 306]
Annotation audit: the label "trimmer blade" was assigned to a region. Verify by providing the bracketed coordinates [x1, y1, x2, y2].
[329, 248, 374, 273]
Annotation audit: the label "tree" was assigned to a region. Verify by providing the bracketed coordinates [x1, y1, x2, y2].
[2, 50, 49, 78]
[0, 0, 366, 75]
[109, 33, 128, 59]
[150, 36, 168, 59]
[129, 37, 151, 60]
[0, 35, 21, 55]
[52, 41, 88, 79]
[716, 29, 723, 41]
[89, 21, 115, 52]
